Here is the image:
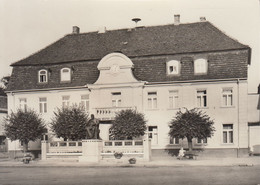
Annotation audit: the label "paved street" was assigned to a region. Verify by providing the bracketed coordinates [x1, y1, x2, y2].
[0, 166, 259, 185]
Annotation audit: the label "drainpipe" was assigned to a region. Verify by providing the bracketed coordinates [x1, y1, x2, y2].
[11, 92, 16, 159]
[142, 85, 146, 137]
[237, 79, 240, 158]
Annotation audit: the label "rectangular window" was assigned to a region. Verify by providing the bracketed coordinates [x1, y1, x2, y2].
[169, 137, 179, 145]
[167, 60, 180, 75]
[80, 94, 89, 111]
[223, 124, 233, 144]
[61, 68, 71, 82]
[197, 90, 207, 107]
[222, 89, 233, 106]
[39, 70, 48, 83]
[112, 92, 121, 107]
[197, 138, 207, 144]
[62, 96, 70, 108]
[169, 126, 179, 144]
[19, 98, 27, 111]
[148, 92, 157, 109]
[39, 97, 47, 113]
[169, 90, 178, 109]
[148, 126, 158, 145]
[194, 59, 207, 74]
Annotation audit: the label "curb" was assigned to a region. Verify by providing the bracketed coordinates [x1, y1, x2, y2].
[0, 161, 258, 168]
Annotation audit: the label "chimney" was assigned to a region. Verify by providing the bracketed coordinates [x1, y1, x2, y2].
[98, 26, 107, 33]
[174, 14, 180, 25]
[72, 26, 80, 34]
[200, 17, 206, 22]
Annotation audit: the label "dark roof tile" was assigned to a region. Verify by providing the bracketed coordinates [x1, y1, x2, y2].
[7, 21, 250, 91]
[12, 22, 248, 66]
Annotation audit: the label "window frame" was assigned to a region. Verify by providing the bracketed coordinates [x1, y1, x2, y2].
[222, 88, 233, 107]
[167, 60, 181, 75]
[169, 90, 179, 109]
[147, 126, 158, 145]
[197, 138, 207, 145]
[194, 58, 208, 74]
[222, 124, 234, 144]
[147, 92, 158, 110]
[39, 97, 47, 113]
[111, 92, 122, 107]
[60, 68, 71, 82]
[19, 98, 27, 111]
[169, 136, 180, 145]
[38, 69, 48, 83]
[196, 90, 207, 108]
[80, 94, 89, 111]
[62, 96, 70, 108]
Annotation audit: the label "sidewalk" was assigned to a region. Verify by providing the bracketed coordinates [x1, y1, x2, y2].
[0, 156, 259, 167]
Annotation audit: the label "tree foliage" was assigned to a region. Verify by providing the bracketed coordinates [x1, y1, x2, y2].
[51, 105, 88, 140]
[110, 109, 147, 140]
[0, 76, 10, 89]
[169, 108, 215, 151]
[4, 109, 47, 152]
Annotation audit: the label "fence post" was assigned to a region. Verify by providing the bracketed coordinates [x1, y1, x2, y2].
[41, 141, 48, 160]
[143, 135, 151, 161]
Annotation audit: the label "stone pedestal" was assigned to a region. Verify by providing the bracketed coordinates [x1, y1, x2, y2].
[78, 139, 102, 163]
[143, 135, 151, 162]
[41, 141, 48, 160]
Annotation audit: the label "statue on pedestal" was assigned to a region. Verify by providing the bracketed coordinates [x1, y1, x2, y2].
[86, 114, 101, 139]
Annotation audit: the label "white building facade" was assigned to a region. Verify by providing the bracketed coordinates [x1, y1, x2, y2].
[6, 18, 251, 157]
[0, 90, 8, 152]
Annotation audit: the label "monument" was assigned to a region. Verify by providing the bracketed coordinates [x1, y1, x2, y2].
[79, 114, 102, 163]
[85, 114, 101, 139]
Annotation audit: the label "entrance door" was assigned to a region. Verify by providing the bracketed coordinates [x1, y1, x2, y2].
[148, 126, 158, 145]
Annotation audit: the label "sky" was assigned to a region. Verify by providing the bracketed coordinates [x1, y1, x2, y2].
[0, 0, 259, 92]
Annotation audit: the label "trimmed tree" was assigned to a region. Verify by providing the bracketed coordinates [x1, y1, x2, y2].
[51, 105, 88, 141]
[1, 75, 10, 88]
[0, 75, 10, 95]
[169, 108, 215, 151]
[4, 109, 47, 152]
[109, 109, 147, 140]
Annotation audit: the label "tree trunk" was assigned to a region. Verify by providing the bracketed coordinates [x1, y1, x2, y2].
[23, 141, 29, 152]
[187, 137, 193, 151]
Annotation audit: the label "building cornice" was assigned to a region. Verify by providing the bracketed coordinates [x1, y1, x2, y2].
[88, 81, 146, 90]
[145, 78, 247, 86]
[5, 78, 247, 94]
[5, 86, 89, 94]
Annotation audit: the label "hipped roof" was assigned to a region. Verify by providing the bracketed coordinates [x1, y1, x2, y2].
[11, 22, 249, 66]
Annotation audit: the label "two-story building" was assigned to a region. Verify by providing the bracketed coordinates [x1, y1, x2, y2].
[0, 88, 8, 152]
[6, 15, 251, 157]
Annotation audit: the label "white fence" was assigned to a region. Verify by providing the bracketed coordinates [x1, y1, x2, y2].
[102, 140, 144, 154]
[48, 141, 82, 153]
[42, 139, 151, 161]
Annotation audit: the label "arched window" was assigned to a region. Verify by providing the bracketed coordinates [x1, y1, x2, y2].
[194, 58, 207, 74]
[167, 60, 180, 75]
[60, 68, 71, 82]
[38, 69, 48, 83]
